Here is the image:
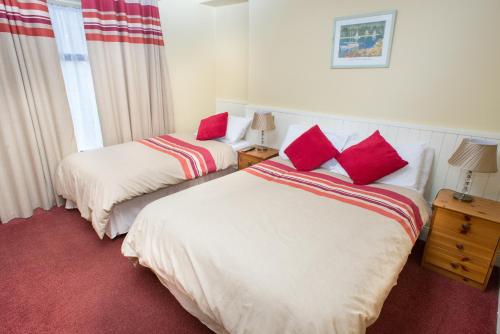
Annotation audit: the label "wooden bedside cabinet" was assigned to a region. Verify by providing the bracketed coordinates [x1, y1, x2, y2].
[422, 189, 500, 290]
[238, 147, 279, 170]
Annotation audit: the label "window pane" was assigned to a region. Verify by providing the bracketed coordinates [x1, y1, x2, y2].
[49, 4, 103, 151]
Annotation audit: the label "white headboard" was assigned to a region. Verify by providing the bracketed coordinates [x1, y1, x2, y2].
[217, 99, 500, 204]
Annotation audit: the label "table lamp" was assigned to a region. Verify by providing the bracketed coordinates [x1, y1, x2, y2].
[448, 138, 498, 202]
[251, 112, 275, 152]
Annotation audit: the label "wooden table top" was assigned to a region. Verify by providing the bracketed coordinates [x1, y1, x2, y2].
[433, 189, 500, 224]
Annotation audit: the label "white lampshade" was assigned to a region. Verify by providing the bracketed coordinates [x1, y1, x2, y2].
[448, 139, 497, 173]
[251, 112, 275, 131]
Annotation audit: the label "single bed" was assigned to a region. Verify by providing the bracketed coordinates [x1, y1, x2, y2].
[56, 133, 249, 239]
[122, 157, 431, 334]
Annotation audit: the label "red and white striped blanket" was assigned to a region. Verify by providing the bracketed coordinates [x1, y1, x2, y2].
[245, 160, 424, 242]
[139, 135, 217, 179]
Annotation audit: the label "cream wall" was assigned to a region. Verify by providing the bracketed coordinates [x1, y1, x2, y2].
[215, 2, 249, 102]
[248, 0, 500, 133]
[159, 0, 216, 132]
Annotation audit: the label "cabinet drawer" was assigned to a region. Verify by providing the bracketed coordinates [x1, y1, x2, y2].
[427, 229, 494, 266]
[432, 208, 499, 250]
[238, 155, 262, 169]
[424, 245, 488, 284]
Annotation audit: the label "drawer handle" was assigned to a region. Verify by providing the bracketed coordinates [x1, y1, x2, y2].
[461, 256, 470, 262]
[464, 215, 471, 221]
[461, 265, 469, 272]
[450, 262, 459, 270]
[456, 243, 464, 250]
[460, 223, 471, 234]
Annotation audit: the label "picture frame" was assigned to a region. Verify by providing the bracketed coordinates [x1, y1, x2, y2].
[331, 10, 397, 68]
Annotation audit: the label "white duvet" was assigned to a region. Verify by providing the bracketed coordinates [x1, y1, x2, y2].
[55, 133, 236, 238]
[122, 158, 430, 333]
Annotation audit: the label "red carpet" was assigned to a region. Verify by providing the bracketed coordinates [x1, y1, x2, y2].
[0, 207, 497, 334]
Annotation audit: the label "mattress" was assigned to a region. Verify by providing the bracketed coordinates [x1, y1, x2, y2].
[122, 158, 431, 334]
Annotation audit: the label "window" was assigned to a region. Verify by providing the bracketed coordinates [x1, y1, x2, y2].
[48, 4, 103, 151]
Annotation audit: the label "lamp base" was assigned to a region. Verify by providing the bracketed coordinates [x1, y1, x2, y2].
[255, 145, 268, 152]
[453, 192, 474, 202]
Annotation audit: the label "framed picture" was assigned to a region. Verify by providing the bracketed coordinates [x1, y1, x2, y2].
[331, 10, 397, 68]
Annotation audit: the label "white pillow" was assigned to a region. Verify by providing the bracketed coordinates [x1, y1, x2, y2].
[279, 124, 306, 160]
[329, 139, 432, 192]
[415, 147, 435, 194]
[279, 124, 352, 169]
[324, 133, 362, 172]
[329, 163, 348, 176]
[376, 143, 428, 191]
[222, 115, 252, 143]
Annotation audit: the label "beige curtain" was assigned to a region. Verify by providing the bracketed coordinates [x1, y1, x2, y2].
[82, 0, 173, 146]
[0, 0, 77, 223]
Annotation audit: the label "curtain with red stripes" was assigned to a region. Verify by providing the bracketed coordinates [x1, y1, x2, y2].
[0, 0, 77, 222]
[82, 0, 173, 146]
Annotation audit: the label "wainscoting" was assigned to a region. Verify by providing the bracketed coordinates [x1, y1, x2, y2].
[217, 99, 500, 204]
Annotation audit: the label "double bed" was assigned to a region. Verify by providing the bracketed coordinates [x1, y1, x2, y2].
[56, 133, 249, 238]
[122, 157, 431, 333]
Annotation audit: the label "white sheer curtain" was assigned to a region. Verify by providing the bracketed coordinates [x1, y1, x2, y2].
[48, 4, 103, 151]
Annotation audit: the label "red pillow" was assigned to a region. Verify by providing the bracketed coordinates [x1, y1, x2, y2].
[196, 112, 228, 140]
[284, 125, 340, 171]
[336, 131, 408, 185]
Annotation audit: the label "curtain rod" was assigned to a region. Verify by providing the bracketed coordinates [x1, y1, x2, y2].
[47, 0, 81, 9]
[47, 0, 162, 9]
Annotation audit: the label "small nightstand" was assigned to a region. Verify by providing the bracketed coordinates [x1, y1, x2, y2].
[422, 189, 500, 290]
[238, 146, 279, 170]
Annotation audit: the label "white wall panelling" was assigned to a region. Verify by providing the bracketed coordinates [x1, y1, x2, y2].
[216, 99, 247, 117]
[216, 99, 500, 204]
